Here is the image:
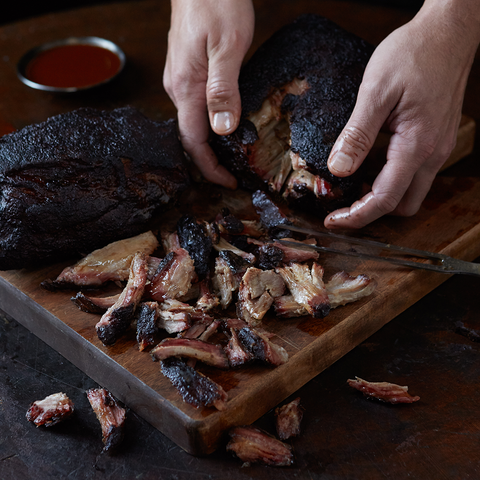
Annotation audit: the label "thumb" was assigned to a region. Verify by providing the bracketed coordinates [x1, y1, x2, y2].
[327, 87, 391, 178]
[206, 46, 246, 136]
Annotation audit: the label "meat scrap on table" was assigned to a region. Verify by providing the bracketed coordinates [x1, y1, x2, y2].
[348, 377, 420, 404]
[43, 191, 376, 411]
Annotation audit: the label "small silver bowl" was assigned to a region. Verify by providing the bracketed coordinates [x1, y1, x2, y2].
[17, 36, 126, 93]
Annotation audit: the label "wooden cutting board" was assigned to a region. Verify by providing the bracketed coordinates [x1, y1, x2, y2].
[0, 116, 477, 455]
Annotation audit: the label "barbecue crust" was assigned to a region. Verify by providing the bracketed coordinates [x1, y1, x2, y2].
[0, 106, 190, 270]
[210, 14, 374, 217]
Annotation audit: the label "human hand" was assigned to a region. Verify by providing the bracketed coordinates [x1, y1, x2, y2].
[163, 0, 255, 188]
[324, 0, 480, 229]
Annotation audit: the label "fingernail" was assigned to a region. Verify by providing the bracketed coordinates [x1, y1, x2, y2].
[213, 112, 234, 134]
[329, 151, 354, 174]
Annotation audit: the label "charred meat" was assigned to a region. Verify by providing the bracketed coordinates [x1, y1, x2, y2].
[347, 377, 420, 404]
[26, 392, 74, 427]
[86, 388, 126, 453]
[161, 357, 228, 411]
[96, 252, 148, 345]
[136, 301, 159, 351]
[226, 426, 294, 466]
[275, 397, 303, 440]
[210, 15, 374, 217]
[0, 106, 190, 270]
[151, 337, 230, 369]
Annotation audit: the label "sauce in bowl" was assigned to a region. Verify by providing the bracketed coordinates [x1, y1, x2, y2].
[18, 37, 125, 92]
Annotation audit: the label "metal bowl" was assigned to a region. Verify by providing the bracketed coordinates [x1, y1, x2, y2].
[17, 36, 126, 93]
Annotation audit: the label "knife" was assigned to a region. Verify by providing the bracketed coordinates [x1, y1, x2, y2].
[275, 224, 480, 277]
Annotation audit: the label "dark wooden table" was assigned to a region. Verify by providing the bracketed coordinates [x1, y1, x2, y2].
[1, 1, 480, 478]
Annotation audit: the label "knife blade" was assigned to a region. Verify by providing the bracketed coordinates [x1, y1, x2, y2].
[276, 224, 480, 277]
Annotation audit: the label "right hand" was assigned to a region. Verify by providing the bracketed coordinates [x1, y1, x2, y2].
[163, 0, 255, 188]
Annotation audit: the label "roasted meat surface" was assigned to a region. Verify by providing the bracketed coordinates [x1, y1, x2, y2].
[227, 426, 294, 466]
[86, 388, 126, 453]
[210, 15, 374, 217]
[275, 397, 303, 440]
[26, 392, 74, 427]
[0, 106, 189, 270]
[348, 377, 420, 404]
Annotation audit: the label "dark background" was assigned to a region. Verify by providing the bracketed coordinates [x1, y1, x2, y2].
[1, 0, 423, 27]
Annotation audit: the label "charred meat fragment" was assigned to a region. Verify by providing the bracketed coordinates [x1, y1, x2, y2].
[26, 392, 74, 427]
[86, 388, 126, 453]
[96, 252, 148, 345]
[71, 292, 119, 314]
[136, 301, 159, 351]
[252, 190, 292, 237]
[151, 337, 229, 369]
[275, 397, 303, 440]
[147, 248, 196, 302]
[42, 231, 159, 290]
[225, 326, 288, 367]
[216, 207, 246, 235]
[210, 15, 373, 217]
[212, 250, 252, 309]
[237, 267, 285, 326]
[226, 426, 294, 466]
[347, 377, 420, 404]
[276, 262, 330, 318]
[177, 214, 213, 278]
[0, 106, 190, 270]
[161, 357, 228, 410]
[195, 276, 220, 312]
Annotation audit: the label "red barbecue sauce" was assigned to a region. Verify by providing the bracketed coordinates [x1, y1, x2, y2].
[25, 44, 121, 89]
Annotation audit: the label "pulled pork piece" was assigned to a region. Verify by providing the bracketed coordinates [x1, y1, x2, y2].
[95, 252, 148, 345]
[161, 357, 228, 410]
[151, 337, 230, 369]
[26, 392, 74, 427]
[195, 276, 220, 312]
[160, 230, 181, 254]
[136, 301, 159, 351]
[71, 292, 120, 313]
[147, 248, 196, 302]
[212, 250, 252, 309]
[326, 271, 376, 308]
[157, 298, 193, 334]
[225, 326, 288, 367]
[276, 262, 330, 318]
[273, 294, 309, 318]
[227, 426, 294, 466]
[275, 397, 303, 440]
[274, 271, 376, 317]
[237, 267, 285, 326]
[86, 388, 126, 453]
[42, 231, 159, 289]
[213, 236, 256, 263]
[177, 214, 213, 279]
[347, 377, 420, 404]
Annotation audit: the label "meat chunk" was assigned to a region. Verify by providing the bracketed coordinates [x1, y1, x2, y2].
[177, 214, 213, 279]
[86, 388, 126, 453]
[42, 231, 159, 289]
[151, 337, 230, 369]
[156, 298, 193, 334]
[136, 301, 159, 351]
[95, 252, 148, 345]
[226, 426, 294, 466]
[347, 377, 420, 404]
[161, 357, 228, 411]
[0, 106, 190, 270]
[326, 271, 376, 308]
[276, 262, 330, 318]
[225, 326, 288, 367]
[147, 248, 196, 302]
[275, 397, 303, 440]
[236, 267, 286, 326]
[71, 292, 119, 314]
[26, 392, 74, 427]
[210, 15, 373, 218]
